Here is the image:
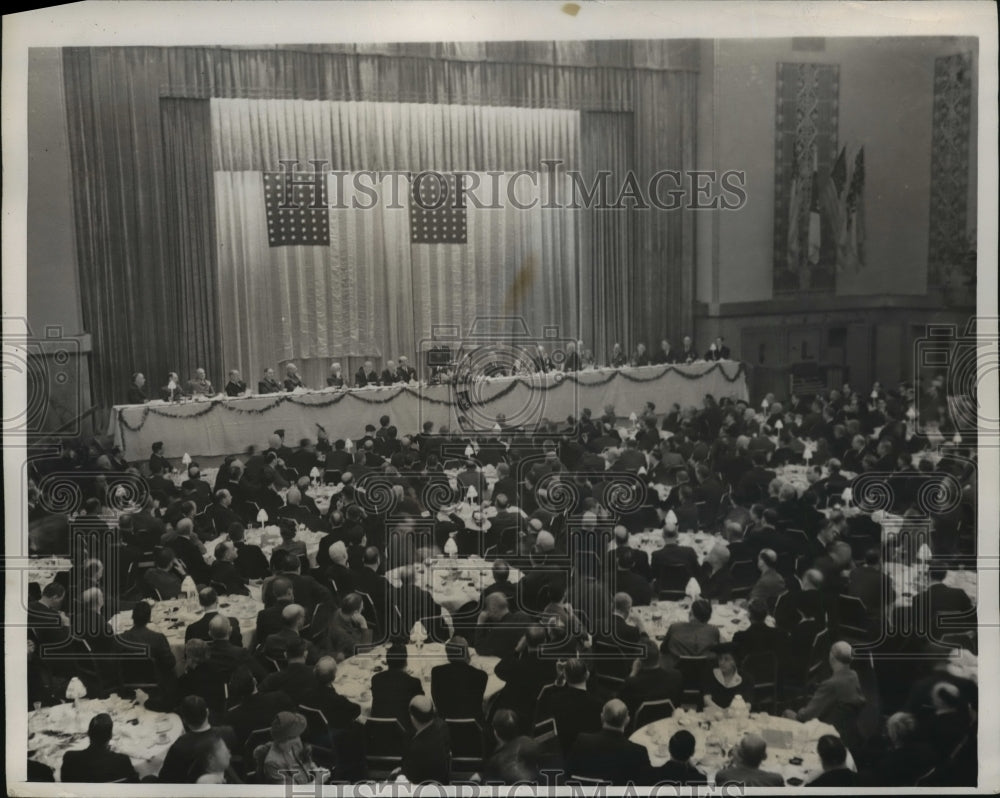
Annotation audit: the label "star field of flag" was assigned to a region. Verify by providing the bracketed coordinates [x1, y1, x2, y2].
[263, 171, 330, 247]
[410, 172, 467, 244]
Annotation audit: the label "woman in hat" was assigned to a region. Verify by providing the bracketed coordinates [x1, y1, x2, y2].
[701, 642, 754, 710]
[263, 711, 329, 784]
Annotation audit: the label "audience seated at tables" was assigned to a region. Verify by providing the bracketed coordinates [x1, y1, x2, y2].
[24, 376, 982, 787]
[60, 713, 139, 783]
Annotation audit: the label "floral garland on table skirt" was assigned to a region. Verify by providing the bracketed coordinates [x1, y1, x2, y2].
[117, 362, 747, 436]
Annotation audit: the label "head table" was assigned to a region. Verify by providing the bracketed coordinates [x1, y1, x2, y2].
[334, 642, 502, 720]
[28, 694, 183, 781]
[630, 706, 854, 785]
[108, 363, 748, 459]
[110, 588, 263, 675]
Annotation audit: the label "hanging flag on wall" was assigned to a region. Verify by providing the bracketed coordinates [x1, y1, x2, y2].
[843, 147, 866, 271]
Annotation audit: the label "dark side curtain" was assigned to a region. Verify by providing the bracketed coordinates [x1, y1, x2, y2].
[62, 44, 697, 413]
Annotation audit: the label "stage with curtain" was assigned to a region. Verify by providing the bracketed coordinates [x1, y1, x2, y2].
[62, 42, 699, 418]
[109, 363, 748, 458]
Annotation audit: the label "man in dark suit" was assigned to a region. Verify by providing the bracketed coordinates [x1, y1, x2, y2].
[399, 696, 451, 784]
[300, 656, 362, 731]
[612, 548, 654, 607]
[371, 642, 424, 728]
[806, 735, 857, 786]
[391, 565, 448, 643]
[204, 615, 266, 682]
[618, 638, 683, 718]
[493, 625, 558, 732]
[180, 465, 213, 509]
[352, 546, 392, 636]
[143, 547, 184, 600]
[652, 729, 708, 785]
[116, 600, 176, 691]
[567, 699, 652, 785]
[912, 566, 976, 643]
[545, 658, 604, 755]
[283, 363, 306, 391]
[185, 588, 244, 646]
[126, 373, 149, 405]
[258, 638, 319, 704]
[60, 713, 139, 783]
[258, 367, 282, 395]
[209, 541, 250, 596]
[223, 665, 296, 750]
[660, 599, 721, 665]
[704, 337, 731, 361]
[430, 636, 489, 721]
[480, 709, 541, 784]
[158, 696, 239, 784]
[473, 593, 532, 661]
[731, 599, 787, 659]
[229, 523, 269, 580]
[28, 582, 71, 651]
[355, 359, 380, 388]
[651, 525, 701, 590]
[652, 339, 677, 366]
[255, 577, 295, 644]
[224, 369, 247, 396]
[714, 733, 785, 787]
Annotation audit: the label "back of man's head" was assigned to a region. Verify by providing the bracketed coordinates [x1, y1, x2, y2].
[738, 733, 767, 768]
[208, 614, 231, 641]
[87, 713, 115, 747]
[314, 656, 338, 685]
[668, 729, 696, 762]
[492, 709, 520, 743]
[601, 699, 629, 731]
[816, 734, 847, 770]
[199, 587, 218, 609]
[179, 695, 209, 730]
[564, 658, 589, 686]
[691, 598, 712, 623]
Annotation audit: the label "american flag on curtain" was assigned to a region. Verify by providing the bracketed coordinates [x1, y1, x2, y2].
[262, 170, 469, 248]
[817, 145, 866, 272]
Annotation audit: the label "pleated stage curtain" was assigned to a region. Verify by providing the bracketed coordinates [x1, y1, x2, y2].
[211, 99, 580, 388]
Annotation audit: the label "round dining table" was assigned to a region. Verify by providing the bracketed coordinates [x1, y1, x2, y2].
[631, 597, 769, 644]
[384, 556, 522, 613]
[109, 588, 263, 675]
[202, 524, 328, 568]
[630, 706, 854, 786]
[28, 694, 183, 781]
[334, 642, 502, 720]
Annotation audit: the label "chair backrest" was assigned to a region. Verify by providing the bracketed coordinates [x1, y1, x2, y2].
[119, 653, 159, 689]
[532, 716, 557, 744]
[592, 639, 635, 681]
[297, 704, 331, 747]
[836, 594, 872, 638]
[445, 718, 485, 765]
[633, 698, 675, 731]
[242, 728, 272, 781]
[250, 743, 271, 784]
[364, 717, 407, 770]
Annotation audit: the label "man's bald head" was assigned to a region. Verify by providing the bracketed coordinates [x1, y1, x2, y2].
[601, 699, 629, 730]
[208, 614, 231, 641]
[314, 656, 338, 685]
[272, 576, 294, 601]
[484, 592, 509, 618]
[409, 695, 435, 726]
[282, 603, 306, 629]
[830, 640, 853, 665]
[737, 733, 768, 768]
[613, 592, 632, 616]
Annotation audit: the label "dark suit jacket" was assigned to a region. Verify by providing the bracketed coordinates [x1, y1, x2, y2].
[401, 719, 451, 784]
[255, 600, 294, 647]
[185, 611, 243, 646]
[355, 368, 380, 388]
[116, 624, 176, 679]
[547, 686, 604, 753]
[913, 582, 975, 639]
[258, 661, 319, 705]
[807, 768, 858, 786]
[731, 622, 788, 659]
[651, 544, 700, 585]
[210, 560, 250, 596]
[300, 684, 362, 730]
[654, 759, 708, 786]
[714, 764, 784, 787]
[158, 726, 238, 783]
[430, 661, 488, 720]
[612, 568, 654, 606]
[126, 385, 149, 405]
[258, 377, 282, 394]
[61, 746, 138, 783]
[234, 542, 270, 580]
[205, 638, 266, 681]
[473, 612, 532, 660]
[27, 601, 69, 650]
[567, 728, 652, 785]
[371, 668, 424, 727]
[618, 666, 683, 717]
[223, 689, 296, 747]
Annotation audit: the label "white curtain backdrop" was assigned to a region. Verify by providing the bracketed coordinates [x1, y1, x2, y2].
[212, 99, 581, 387]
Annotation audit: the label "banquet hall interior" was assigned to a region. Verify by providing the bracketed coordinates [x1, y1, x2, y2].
[19, 36, 983, 788]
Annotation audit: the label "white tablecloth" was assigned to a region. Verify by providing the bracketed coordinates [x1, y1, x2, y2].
[630, 707, 853, 785]
[384, 556, 522, 613]
[109, 364, 748, 457]
[632, 599, 768, 644]
[888, 563, 978, 607]
[203, 525, 328, 569]
[628, 530, 722, 564]
[109, 591, 263, 674]
[27, 556, 72, 590]
[333, 642, 502, 720]
[28, 694, 183, 781]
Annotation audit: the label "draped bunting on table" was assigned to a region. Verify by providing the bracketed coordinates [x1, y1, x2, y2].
[62, 45, 697, 412]
[212, 99, 580, 388]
